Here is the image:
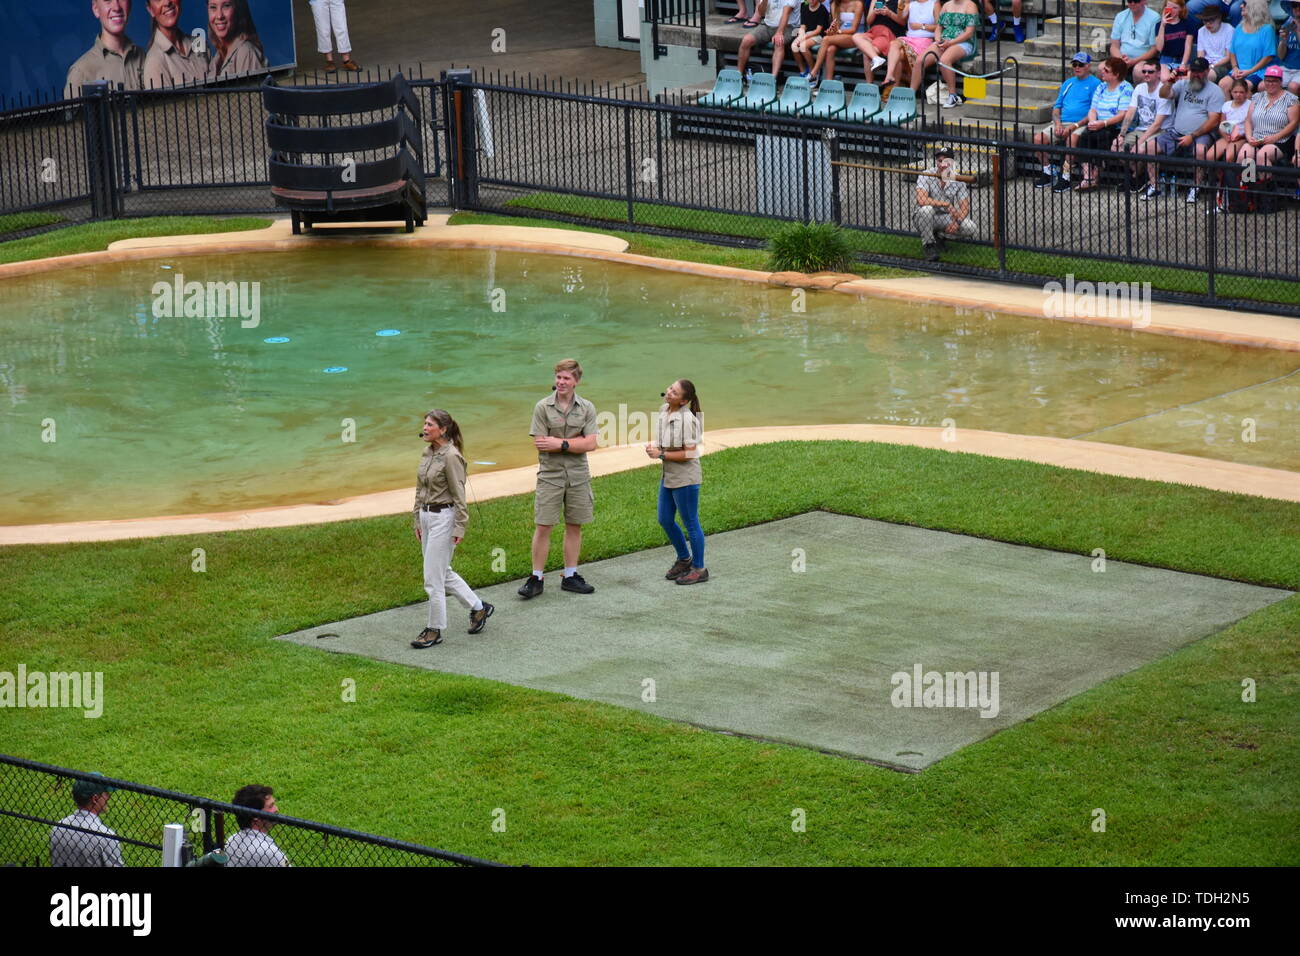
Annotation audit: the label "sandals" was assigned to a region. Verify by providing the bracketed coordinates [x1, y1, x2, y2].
[411, 627, 442, 649]
[726, 15, 745, 23]
[743, 19, 761, 27]
[1075, 180, 1099, 191]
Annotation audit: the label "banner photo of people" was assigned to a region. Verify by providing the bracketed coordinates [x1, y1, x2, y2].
[1, 0, 296, 104]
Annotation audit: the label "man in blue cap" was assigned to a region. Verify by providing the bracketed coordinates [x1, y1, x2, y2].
[1033, 51, 1102, 190]
[50, 772, 124, 867]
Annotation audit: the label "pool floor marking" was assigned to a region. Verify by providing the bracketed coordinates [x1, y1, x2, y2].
[2, 426, 1296, 546]
[1068, 366, 1300, 441]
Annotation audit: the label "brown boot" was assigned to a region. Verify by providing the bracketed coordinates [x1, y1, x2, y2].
[666, 558, 693, 580]
[675, 567, 710, 585]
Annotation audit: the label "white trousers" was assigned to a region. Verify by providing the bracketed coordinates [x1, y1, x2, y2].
[310, 0, 352, 55]
[420, 508, 477, 629]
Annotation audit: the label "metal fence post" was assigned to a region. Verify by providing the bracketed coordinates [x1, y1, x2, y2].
[1206, 179, 1217, 303]
[624, 105, 635, 227]
[446, 69, 477, 209]
[80, 82, 117, 220]
[994, 146, 1007, 277]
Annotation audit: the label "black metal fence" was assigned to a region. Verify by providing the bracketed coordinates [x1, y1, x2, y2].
[2, 66, 1299, 316]
[0, 755, 504, 867]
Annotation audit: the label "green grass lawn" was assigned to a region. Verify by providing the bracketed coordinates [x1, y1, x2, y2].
[3, 442, 1297, 866]
[0, 212, 64, 239]
[494, 191, 1300, 306]
[0, 216, 273, 266]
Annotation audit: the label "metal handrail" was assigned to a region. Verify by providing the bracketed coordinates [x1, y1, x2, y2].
[647, 0, 710, 65]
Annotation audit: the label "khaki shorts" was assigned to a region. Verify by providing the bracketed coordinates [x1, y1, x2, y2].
[535, 479, 594, 526]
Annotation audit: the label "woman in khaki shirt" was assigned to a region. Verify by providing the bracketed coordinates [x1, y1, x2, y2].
[143, 0, 208, 88]
[412, 409, 492, 647]
[645, 380, 707, 585]
[205, 0, 268, 81]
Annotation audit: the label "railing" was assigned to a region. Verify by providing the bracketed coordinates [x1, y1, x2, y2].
[646, 0, 710, 64]
[0, 755, 505, 867]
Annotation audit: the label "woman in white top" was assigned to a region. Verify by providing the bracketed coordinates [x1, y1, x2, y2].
[645, 379, 707, 585]
[882, 0, 939, 91]
[810, 0, 866, 86]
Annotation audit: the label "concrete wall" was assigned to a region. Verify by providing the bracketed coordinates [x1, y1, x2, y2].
[594, 0, 642, 51]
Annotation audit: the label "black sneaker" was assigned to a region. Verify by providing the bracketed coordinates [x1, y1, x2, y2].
[468, 602, 495, 634]
[1050, 175, 1072, 193]
[560, 572, 595, 594]
[1033, 171, 1054, 188]
[517, 575, 543, 599]
[922, 242, 939, 261]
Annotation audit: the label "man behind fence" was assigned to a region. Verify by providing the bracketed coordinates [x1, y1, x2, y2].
[223, 784, 290, 867]
[50, 772, 125, 867]
[914, 146, 976, 261]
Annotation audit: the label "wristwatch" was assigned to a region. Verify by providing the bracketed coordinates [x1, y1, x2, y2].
[659, 449, 666, 460]
[560, 440, 569, 453]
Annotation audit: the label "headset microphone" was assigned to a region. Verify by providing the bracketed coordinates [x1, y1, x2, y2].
[551, 385, 557, 391]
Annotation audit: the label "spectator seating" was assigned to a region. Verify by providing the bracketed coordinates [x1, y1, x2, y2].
[737, 72, 780, 111]
[875, 87, 918, 125]
[800, 79, 848, 118]
[771, 76, 814, 115]
[698, 68, 744, 108]
[262, 74, 427, 234]
[844, 83, 883, 123]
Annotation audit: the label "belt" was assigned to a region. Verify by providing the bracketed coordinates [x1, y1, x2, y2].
[420, 503, 451, 512]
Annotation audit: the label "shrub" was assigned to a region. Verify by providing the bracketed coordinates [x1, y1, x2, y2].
[766, 220, 855, 273]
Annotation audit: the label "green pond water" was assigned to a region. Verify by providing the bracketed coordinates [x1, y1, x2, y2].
[1, 246, 1296, 526]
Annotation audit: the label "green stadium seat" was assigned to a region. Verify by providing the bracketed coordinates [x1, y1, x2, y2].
[875, 87, 917, 125]
[797, 79, 846, 118]
[698, 69, 744, 108]
[843, 83, 882, 122]
[771, 75, 813, 115]
[737, 72, 778, 111]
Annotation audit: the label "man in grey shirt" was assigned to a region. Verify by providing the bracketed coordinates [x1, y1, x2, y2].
[1156, 57, 1225, 202]
[914, 146, 976, 261]
[50, 773, 125, 867]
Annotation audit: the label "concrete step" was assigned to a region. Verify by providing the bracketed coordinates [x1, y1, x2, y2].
[999, 55, 1076, 82]
[1039, 15, 1122, 39]
[955, 98, 1054, 122]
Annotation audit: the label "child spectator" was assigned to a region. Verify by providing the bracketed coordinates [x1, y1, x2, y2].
[1196, 3, 1235, 81]
[792, 0, 832, 78]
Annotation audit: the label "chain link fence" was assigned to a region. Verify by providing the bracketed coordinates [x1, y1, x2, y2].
[0, 755, 504, 868]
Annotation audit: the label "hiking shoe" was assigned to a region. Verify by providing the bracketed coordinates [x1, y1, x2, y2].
[1140, 183, 1159, 201]
[1185, 187, 1199, 204]
[411, 627, 442, 648]
[666, 558, 693, 580]
[1051, 175, 1072, 193]
[675, 567, 710, 585]
[1033, 170, 1054, 188]
[468, 602, 495, 634]
[517, 575, 544, 599]
[922, 241, 939, 261]
[561, 572, 595, 594]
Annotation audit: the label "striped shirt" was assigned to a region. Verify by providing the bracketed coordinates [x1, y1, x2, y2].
[1090, 81, 1135, 121]
[1247, 90, 1299, 139]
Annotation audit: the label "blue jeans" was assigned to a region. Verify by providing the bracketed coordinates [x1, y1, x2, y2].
[658, 482, 704, 568]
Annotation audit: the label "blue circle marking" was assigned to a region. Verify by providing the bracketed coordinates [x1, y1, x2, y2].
[376, 329, 401, 337]
[324, 366, 348, 374]
[264, 336, 290, 344]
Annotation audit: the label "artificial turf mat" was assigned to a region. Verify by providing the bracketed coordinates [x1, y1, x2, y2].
[277, 511, 1292, 770]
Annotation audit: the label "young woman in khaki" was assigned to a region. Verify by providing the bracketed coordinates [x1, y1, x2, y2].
[645, 380, 707, 585]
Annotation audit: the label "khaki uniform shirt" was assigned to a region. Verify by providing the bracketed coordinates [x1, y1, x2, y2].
[530, 393, 598, 487]
[207, 34, 268, 82]
[657, 404, 703, 489]
[142, 29, 209, 88]
[413, 443, 469, 538]
[65, 35, 144, 97]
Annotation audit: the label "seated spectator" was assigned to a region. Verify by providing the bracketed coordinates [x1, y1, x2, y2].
[854, 0, 907, 75]
[792, 0, 832, 78]
[1207, 77, 1253, 209]
[882, 0, 940, 92]
[936, 0, 982, 108]
[1070, 57, 1135, 190]
[1240, 64, 1300, 177]
[810, 0, 866, 86]
[1154, 57, 1225, 202]
[224, 784, 290, 867]
[1278, 1, 1300, 94]
[1196, 3, 1236, 81]
[1219, 0, 1278, 94]
[1111, 0, 1162, 72]
[1113, 61, 1172, 192]
[982, 0, 1024, 44]
[914, 146, 975, 260]
[50, 772, 124, 868]
[1035, 52, 1102, 191]
[1156, 0, 1195, 70]
[738, 0, 803, 82]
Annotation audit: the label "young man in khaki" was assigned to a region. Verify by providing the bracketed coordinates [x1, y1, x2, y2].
[518, 359, 599, 598]
[65, 0, 145, 98]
